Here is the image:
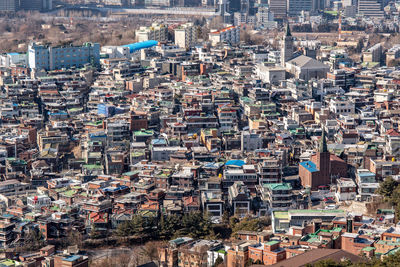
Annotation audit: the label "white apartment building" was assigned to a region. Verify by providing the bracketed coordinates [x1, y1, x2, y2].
[209, 26, 240, 46]
[135, 23, 168, 42]
[174, 23, 198, 49]
[27, 195, 51, 209]
[241, 131, 263, 152]
[329, 97, 355, 116]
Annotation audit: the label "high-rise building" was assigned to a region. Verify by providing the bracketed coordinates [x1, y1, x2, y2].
[230, 0, 241, 12]
[240, 0, 249, 14]
[268, 0, 286, 18]
[281, 24, 294, 67]
[0, 0, 18, 11]
[358, 0, 384, 18]
[256, 5, 275, 28]
[287, 0, 313, 16]
[19, 0, 41, 10]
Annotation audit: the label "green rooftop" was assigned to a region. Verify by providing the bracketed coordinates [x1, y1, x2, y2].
[362, 247, 375, 252]
[0, 259, 22, 266]
[273, 211, 289, 220]
[63, 190, 77, 197]
[133, 130, 154, 136]
[289, 209, 345, 214]
[265, 183, 292, 191]
[266, 240, 279, 246]
[83, 164, 103, 170]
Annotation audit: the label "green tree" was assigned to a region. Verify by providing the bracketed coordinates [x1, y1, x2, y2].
[89, 225, 102, 239]
[378, 177, 398, 200]
[159, 214, 181, 240]
[213, 256, 224, 267]
[222, 210, 230, 225]
[23, 229, 45, 251]
[179, 212, 212, 239]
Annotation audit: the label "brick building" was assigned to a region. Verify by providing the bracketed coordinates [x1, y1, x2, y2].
[299, 131, 347, 189]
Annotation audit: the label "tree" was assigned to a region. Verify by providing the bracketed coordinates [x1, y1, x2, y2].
[158, 214, 181, 240]
[64, 230, 83, 248]
[89, 225, 102, 239]
[23, 229, 45, 251]
[140, 241, 161, 265]
[378, 177, 398, 200]
[222, 210, 230, 226]
[213, 256, 224, 267]
[179, 212, 212, 239]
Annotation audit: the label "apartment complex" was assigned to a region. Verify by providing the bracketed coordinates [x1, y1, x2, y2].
[28, 42, 100, 71]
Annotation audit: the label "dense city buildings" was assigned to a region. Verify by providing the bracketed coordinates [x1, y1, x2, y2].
[2, 1, 400, 266]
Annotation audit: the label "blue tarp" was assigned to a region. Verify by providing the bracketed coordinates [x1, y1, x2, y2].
[225, 160, 245, 167]
[122, 40, 158, 53]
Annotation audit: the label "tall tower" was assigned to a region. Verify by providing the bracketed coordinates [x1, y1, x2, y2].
[281, 23, 294, 67]
[315, 130, 331, 186]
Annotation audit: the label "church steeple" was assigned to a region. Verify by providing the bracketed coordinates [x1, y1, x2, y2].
[281, 23, 294, 67]
[285, 23, 292, 37]
[319, 130, 328, 153]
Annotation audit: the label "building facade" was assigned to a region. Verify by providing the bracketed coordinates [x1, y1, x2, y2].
[28, 42, 100, 71]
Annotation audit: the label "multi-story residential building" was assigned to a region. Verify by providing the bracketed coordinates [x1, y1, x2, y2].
[0, 179, 30, 196]
[328, 97, 355, 117]
[258, 158, 282, 185]
[209, 26, 240, 46]
[174, 23, 198, 49]
[248, 241, 286, 265]
[272, 209, 346, 233]
[363, 43, 383, 63]
[135, 23, 168, 42]
[54, 254, 89, 267]
[369, 159, 400, 181]
[217, 105, 238, 132]
[241, 131, 263, 152]
[228, 181, 252, 217]
[152, 147, 186, 162]
[256, 6, 275, 28]
[201, 191, 224, 219]
[262, 183, 293, 211]
[28, 42, 100, 71]
[327, 69, 355, 89]
[177, 240, 222, 267]
[335, 178, 357, 202]
[386, 45, 400, 65]
[223, 164, 258, 192]
[158, 237, 194, 267]
[385, 129, 400, 158]
[27, 195, 52, 210]
[106, 120, 130, 148]
[355, 169, 379, 201]
[0, 221, 15, 248]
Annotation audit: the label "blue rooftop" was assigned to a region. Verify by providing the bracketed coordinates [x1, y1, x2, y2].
[63, 255, 81, 262]
[359, 172, 375, 177]
[122, 40, 158, 53]
[300, 161, 319, 173]
[225, 160, 245, 167]
[151, 139, 167, 145]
